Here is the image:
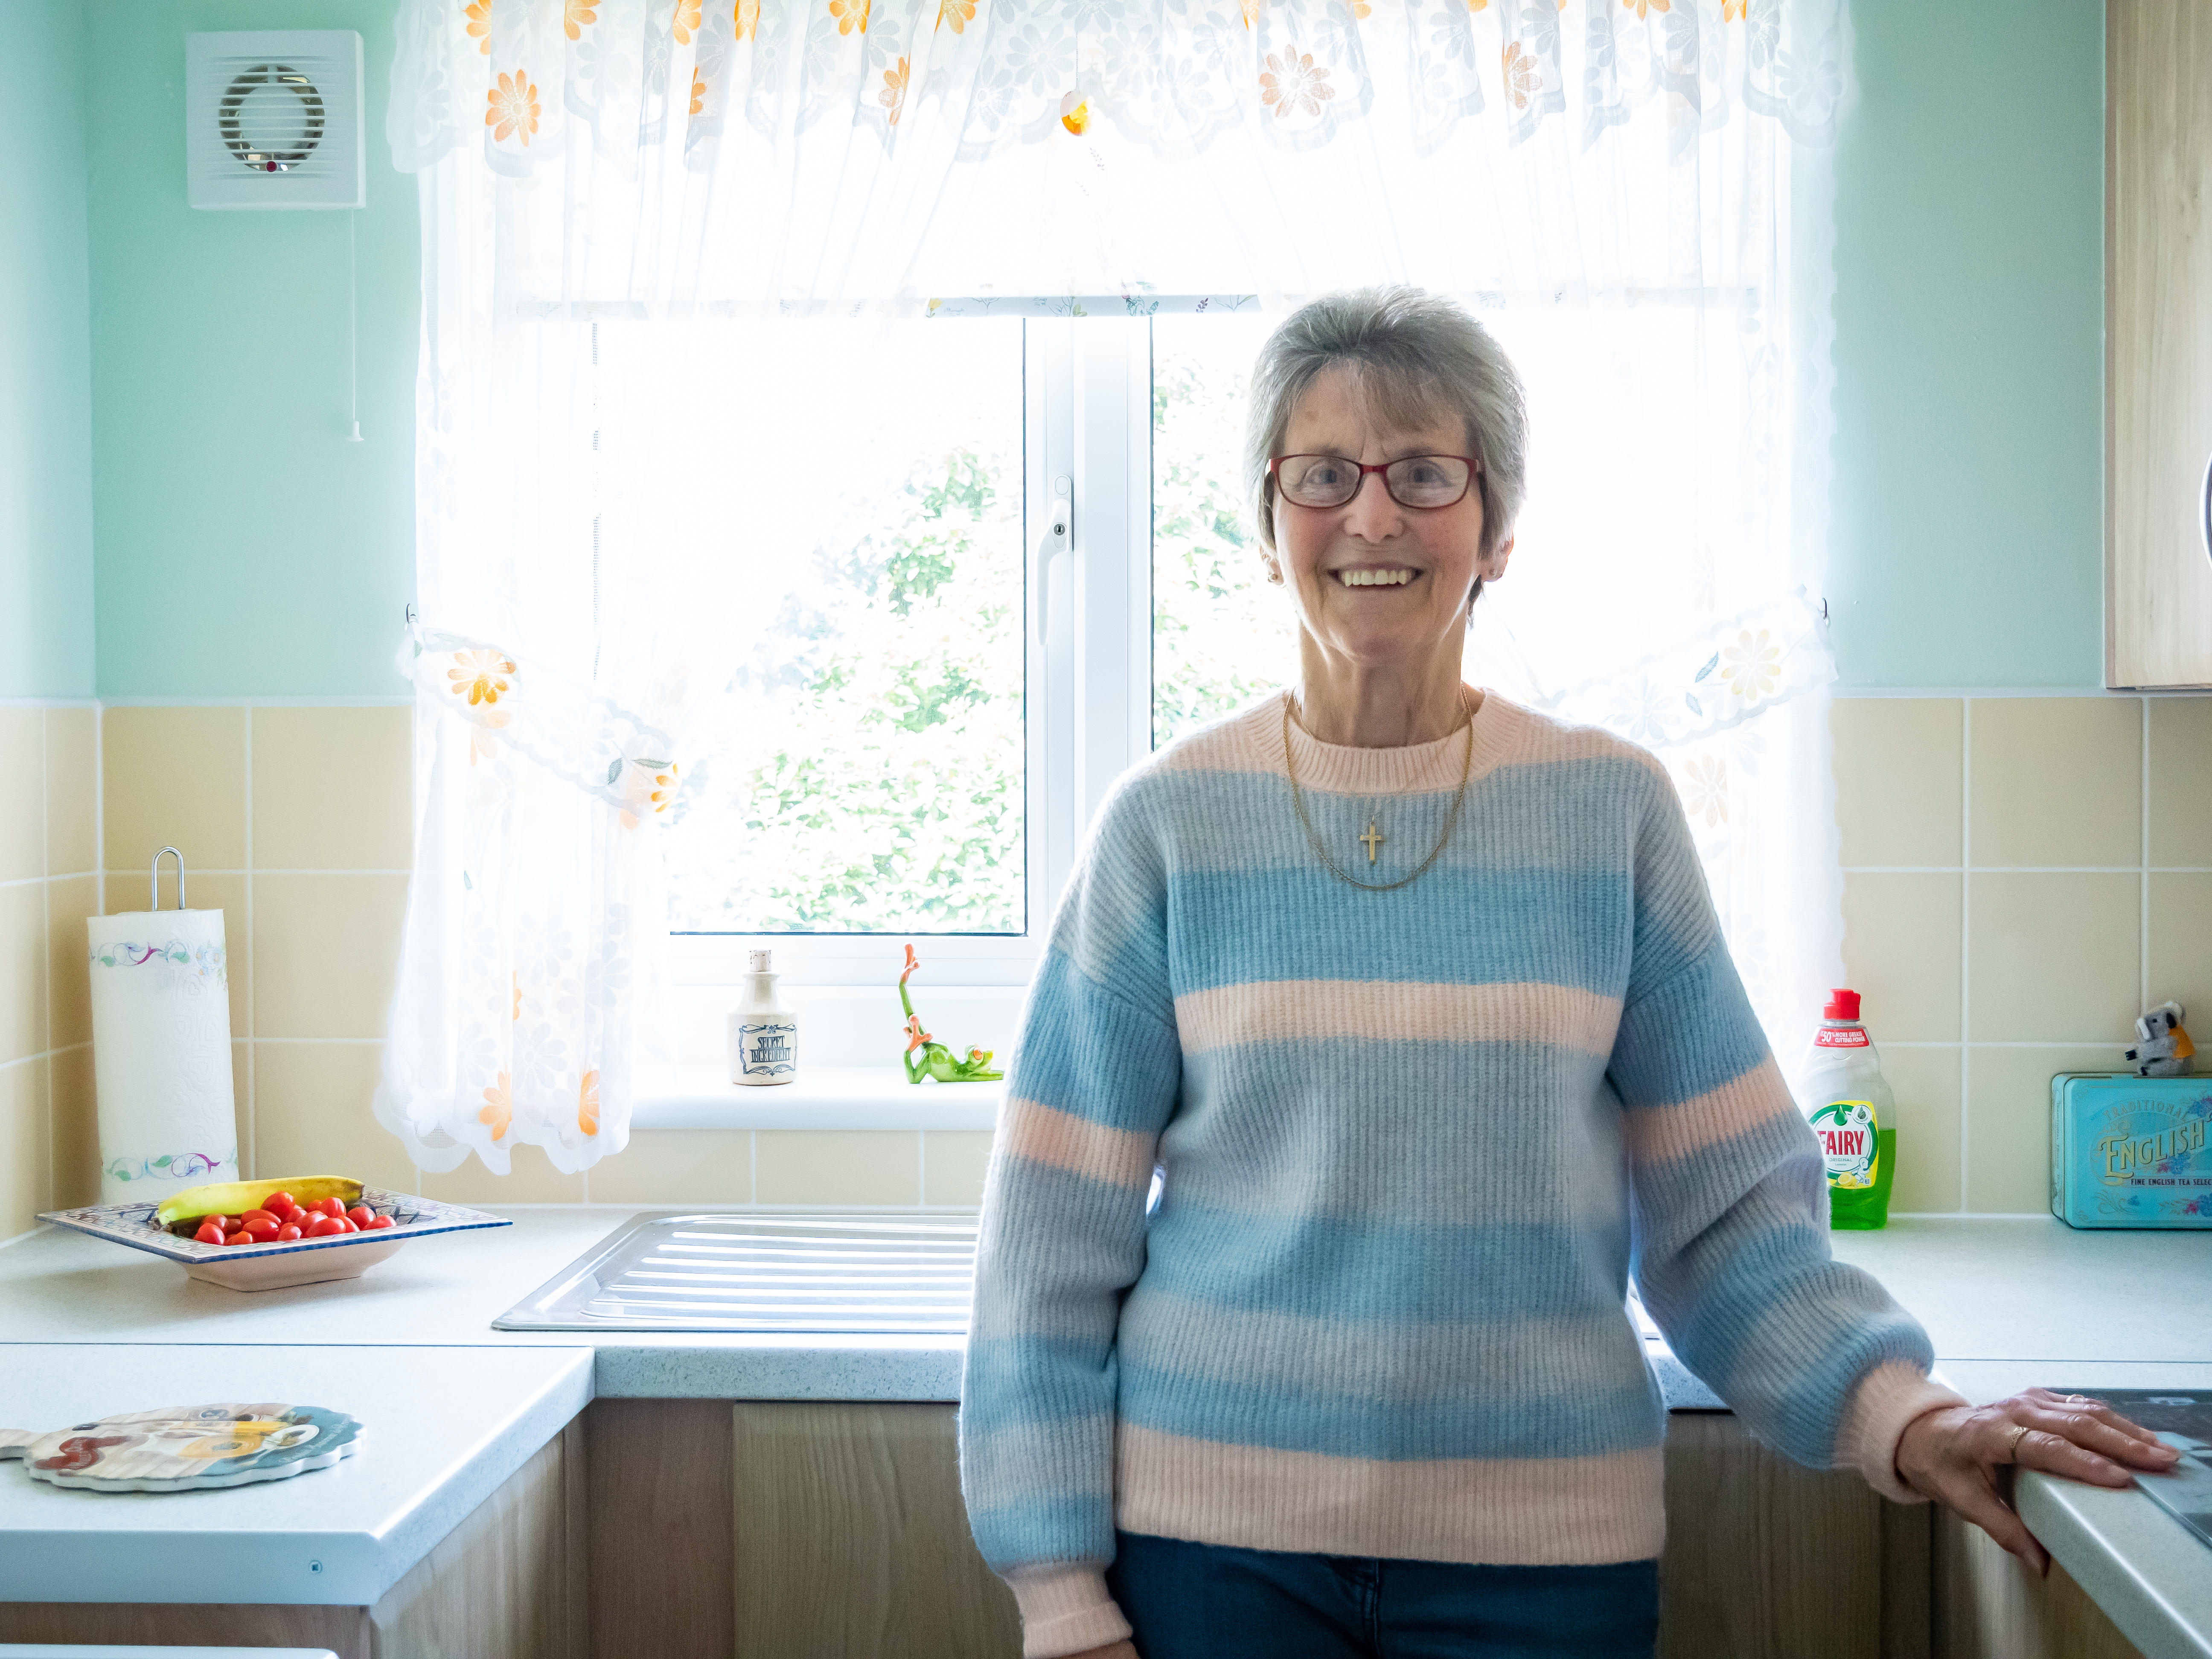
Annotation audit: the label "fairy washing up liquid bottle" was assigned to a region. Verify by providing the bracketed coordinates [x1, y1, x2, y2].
[1797, 989, 1897, 1229]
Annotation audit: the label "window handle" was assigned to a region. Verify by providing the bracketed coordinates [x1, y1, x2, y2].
[1035, 474, 1072, 648]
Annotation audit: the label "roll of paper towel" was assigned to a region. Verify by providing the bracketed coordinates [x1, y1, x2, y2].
[87, 910, 240, 1204]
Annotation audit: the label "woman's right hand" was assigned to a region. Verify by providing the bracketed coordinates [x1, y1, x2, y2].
[1062, 1644, 1138, 1659]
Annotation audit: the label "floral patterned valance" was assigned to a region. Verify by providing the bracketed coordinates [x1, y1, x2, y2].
[396, 0, 1842, 175]
[390, 0, 1844, 305]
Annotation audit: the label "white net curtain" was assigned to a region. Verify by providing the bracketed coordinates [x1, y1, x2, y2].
[378, 0, 1849, 1174]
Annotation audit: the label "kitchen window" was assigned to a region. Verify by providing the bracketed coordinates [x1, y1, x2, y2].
[663, 312, 1160, 990]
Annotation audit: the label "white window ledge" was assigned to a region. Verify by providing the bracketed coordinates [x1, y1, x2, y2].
[633, 1065, 1005, 1131]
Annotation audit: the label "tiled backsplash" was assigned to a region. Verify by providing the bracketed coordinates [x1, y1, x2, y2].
[1834, 695, 2210, 1215]
[0, 704, 99, 1236]
[4, 694, 2205, 1238]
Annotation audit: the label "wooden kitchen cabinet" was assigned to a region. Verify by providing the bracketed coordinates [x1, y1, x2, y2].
[2107, 0, 2212, 687]
[717, 1405, 1938, 1659]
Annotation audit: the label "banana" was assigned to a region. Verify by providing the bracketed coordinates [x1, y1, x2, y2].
[157, 1175, 364, 1234]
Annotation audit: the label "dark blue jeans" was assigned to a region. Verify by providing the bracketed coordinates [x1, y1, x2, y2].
[1105, 1531, 1659, 1659]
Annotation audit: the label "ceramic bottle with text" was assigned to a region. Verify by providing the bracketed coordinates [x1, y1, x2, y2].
[729, 951, 798, 1086]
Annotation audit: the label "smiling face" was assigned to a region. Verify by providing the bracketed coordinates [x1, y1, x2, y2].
[1267, 362, 1512, 677]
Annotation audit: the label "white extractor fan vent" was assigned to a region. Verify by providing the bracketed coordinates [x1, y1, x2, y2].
[187, 31, 364, 210]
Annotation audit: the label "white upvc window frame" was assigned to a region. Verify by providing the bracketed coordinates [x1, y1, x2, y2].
[665, 316, 1155, 990]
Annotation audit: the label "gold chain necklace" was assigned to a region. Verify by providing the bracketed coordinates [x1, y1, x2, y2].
[1282, 690, 1476, 893]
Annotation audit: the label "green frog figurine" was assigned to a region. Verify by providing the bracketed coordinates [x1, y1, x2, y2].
[899, 944, 1004, 1085]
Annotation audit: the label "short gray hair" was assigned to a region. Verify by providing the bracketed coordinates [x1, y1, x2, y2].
[1246, 287, 1528, 578]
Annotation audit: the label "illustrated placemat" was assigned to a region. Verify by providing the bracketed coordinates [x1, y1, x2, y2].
[0, 1402, 363, 1493]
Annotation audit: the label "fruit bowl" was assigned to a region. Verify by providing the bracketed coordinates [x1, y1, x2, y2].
[36, 1188, 512, 1292]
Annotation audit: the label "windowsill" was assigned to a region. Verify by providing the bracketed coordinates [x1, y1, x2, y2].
[632, 1065, 1005, 1131]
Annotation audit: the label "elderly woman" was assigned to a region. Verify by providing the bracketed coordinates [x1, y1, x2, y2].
[958, 288, 2174, 1659]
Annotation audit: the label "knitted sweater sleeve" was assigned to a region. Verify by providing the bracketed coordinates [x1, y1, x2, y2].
[1610, 771, 1963, 1495]
[959, 784, 1181, 1659]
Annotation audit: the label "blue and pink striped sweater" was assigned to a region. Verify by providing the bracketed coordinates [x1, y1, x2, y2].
[959, 693, 1961, 1658]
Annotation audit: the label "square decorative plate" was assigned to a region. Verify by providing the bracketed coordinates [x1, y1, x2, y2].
[37, 1189, 512, 1291]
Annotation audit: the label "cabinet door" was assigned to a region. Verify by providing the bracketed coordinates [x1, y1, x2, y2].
[1659, 1412, 1927, 1659]
[2108, 0, 2212, 688]
[732, 1401, 1021, 1659]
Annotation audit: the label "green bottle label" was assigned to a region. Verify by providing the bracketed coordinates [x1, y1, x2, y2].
[1809, 1099, 1880, 1189]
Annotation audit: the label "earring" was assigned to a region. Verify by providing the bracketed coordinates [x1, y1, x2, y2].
[1264, 561, 1284, 585]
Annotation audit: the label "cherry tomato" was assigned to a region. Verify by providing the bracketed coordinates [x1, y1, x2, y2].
[241, 1218, 279, 1241]
[224, 1229, 251, 1246]
[202, 1214, 231, 1235]
[265, 1190, 297, 1217]
[276, 1222, 304, 1241]
[317, 1197, 346, 1219]
[194, 1222, 225, 1246]
[236, 1210, 279, 1231]
[346, 1206, 375, 1229]
[362, 1214, 396, 1231]
[307, 1214, 343, 1237]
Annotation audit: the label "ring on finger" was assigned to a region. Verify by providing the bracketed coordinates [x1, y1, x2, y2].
[2066, 1394, 2090, 1407]
[2005, 1422, 2031, 1461]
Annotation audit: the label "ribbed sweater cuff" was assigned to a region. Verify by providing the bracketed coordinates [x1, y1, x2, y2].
[1834, 1358, 1968, 1503]
[1005, 1564, 1132, 1659]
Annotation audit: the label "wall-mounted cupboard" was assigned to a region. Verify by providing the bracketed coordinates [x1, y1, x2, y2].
[2108, 0, 2212, 688]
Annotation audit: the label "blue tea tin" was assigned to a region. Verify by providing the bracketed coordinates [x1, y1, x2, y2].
[2050, 1073, 2212, 1228]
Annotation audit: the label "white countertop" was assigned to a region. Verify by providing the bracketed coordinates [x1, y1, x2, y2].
[0, 1344, 591, 1607]
[0, 1212, 2206, 1632]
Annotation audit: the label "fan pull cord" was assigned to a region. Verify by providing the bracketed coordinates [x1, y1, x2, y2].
[346, 208, 362, 442]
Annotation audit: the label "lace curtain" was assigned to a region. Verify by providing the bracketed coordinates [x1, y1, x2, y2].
[379, 0, 1848, 1173]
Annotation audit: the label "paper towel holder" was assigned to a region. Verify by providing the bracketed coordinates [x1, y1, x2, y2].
[151, 847, 188, 912]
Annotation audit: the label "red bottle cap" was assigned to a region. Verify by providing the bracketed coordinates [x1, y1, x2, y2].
[1824, 989, 1861, 1021]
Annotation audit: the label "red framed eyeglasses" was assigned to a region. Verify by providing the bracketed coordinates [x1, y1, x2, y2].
[1268, 453, 1483, 511]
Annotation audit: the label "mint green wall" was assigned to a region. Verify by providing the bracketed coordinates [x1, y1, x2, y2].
[1, 3, 96, 700]
[89, 1, 416, 699]
[76, 0, 2107, 695]
[1828, 0, 2105, 688]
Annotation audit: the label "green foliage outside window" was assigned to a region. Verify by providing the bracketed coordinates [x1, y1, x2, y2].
[665, 435, 1026, 936]
[1151, 318, 1294, 750]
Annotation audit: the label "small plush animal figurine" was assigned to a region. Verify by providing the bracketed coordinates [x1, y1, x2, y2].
[2125, 1000, 2195, 1078]
[898, 944, 1004, 1085]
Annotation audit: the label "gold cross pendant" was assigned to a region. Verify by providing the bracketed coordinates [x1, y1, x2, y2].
[1360, 818, 1385, 865]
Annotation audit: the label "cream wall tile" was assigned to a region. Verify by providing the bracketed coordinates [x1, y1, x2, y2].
[590, 1129, 753, 1205]
[1968, 699, 2142, 869]
[757, 1131, 920, 1206]
[103, 706, 247, 874]
[251, 707, 413, 872]
[923, 1131, 994, 1208]
[0, 708, 44, 884]
[421, 1143, 585, 1205]
[0, 882, 47, 1066]
[1831, 699, 1962, 868]
[1965, 1045, 2124, 1214]
[1966, 873, 2141, 1043]
[1, 1058, 50, 1237]
[1873, 1047, 1962, 1215]
[2148, 699, 2212, 868]
[253, 1042, 417, 1193]
[44, 707, 97, 876]
[253, 874, 407, 1039]
[2147, 874, 2212, 1027]
[50, 1043, 98, 1208]
[102, 873, 249, 1040]
[46, 876, 100, 1051]
[233, 1040, 250, 1179]
[1841, 873, 1962, 1042]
